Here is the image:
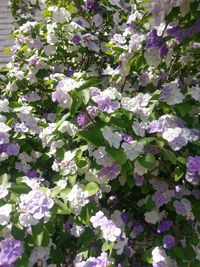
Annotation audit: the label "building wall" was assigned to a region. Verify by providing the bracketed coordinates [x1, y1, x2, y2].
[0, 0, 14, 68]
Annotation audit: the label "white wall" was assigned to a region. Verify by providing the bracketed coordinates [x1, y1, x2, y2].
[0, 0, 14, 68]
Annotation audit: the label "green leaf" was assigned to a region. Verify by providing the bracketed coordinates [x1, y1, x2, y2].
[11, 225, 25, 241]
[9, 184, 32, 194]
[138, 153, 156, 170]
[141, 249, 153, 263]
[78, 129, 103, 146]
[54, 200, 71, 215]
[32, 223, 43, 246]
[15, 253, 29, 267]
[77, 89, 90, 105]
[174, 168, 184, 182]
[106, 147, 127, 165]
[163, 149, 177, 165]
[177, 157, 187, 165]
[41, 227, 50, 247]
[85, 182, 99, 197]
[127, 175, 134, 189]
[176, 101, 193, 117]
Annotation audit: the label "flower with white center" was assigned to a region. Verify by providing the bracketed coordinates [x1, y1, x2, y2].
[188, 85, 200, 101]
[122, 141, 144, 161]
[18, 189, 54, 226]
[144, 209, 160, 224]
[93, 147, 114, 167]
[70, 224, 85, 237]
[0, 204, 12, 225]
[0, 185, 9, 199]
[67, 184, 89, 215]
[101, 127, 121, 149]
[0, 99, 9, 113]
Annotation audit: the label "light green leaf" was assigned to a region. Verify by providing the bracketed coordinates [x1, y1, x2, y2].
[85, 182, 99, 197]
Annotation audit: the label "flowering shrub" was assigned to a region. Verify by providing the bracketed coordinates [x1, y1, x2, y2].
[0, 0, 200, 266]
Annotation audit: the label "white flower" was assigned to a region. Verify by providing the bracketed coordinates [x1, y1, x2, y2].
[0, 185, 9, 199]
[161, 83, 184, 105]
[70, 224, 85, 237]
[108, 0, 121, 6]
[44, 45, 56, 56]
[132, 121, 147, 137]
[129, 33, 145, 52]
[0, 123, 11, 132]
[121, 93, 151, 118]
[122, 141, 144, 161]
[49, 6, 70, 24]
[19, 213, 38, 227]
[0, 204, 12, 225]
[101, 127, 121, 149]
[0, 99, 9, 113]
[162, 127, 182, 142]
[93, 147, 114, 167]
[67, 184, 89, 215]
[134, 160, 148, 176]
[0, 153, 8, 162]
[188, 85, 200, 101]
[113, 233, 128, 255]
[144, 48, 161, 67]
[49, 140, 64, 155]
[28, 244, 51, 267]
[58, 121, 78, 136]
[144, 209, 160, 224]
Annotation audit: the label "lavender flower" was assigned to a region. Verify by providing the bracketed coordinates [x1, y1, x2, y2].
[6, 143, 20, 156]
[99, 163, 121, 180]
[76, 113, 90, 126]
[152, 191, 167, 208]
[122, 134, 133, 143]
[185, 156, 200, 185]
[163, 234, 176, 249]
[0, 238, 23, 265]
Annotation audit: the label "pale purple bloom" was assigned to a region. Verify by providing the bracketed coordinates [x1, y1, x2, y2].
[163, 234, 176, 249]
[99, 163, 121, 180]
[173, 200, 187, 216]
[86, 105, 99, 118]
[175, 185, 191, 199]
[76, 113, 90, 126]
[22, 189, 54, 220]
[0, 133, 9, 145]
[86, 252, 110, 267]
[159, 86, 172, 100]
[185, 156, 200, 185]
[28, 55, 39, 65]
[97, 96, 119, 113]
[0, 238, 23, 265]
[152, 191, 167, 208]
[6, 143, 20, 156]
[192, 188, 200, 199]
[134, 174, 143, 187]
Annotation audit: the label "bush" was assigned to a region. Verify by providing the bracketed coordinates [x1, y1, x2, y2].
[0, 0, 200, 266]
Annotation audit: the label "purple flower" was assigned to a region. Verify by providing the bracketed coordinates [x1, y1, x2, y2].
[134, 174, 143, 187]
[163, 234, 176, 249]
[72, 35, 81, 44]
[152, 191, 167, 208]
[26, 169, 39, 179]
[173, 200, 187, 216]
[99, 163, 121, 180]
[147, 120, 162, 133]
[192, 188, 200, 199]
[146, 30, 163, 49]
[159, 86, 172, 100]
[157, 220, 173, 233]
[0, 238, 23, 265]
[96, 96, 119, 113]
[121, 213, 129, 224]
[76, 113, 90, 126]
[122, 134, 133, 143]
[6, 143, 20, 156]
[132, 220, 143, 237]
[160, 44, 169, 58]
